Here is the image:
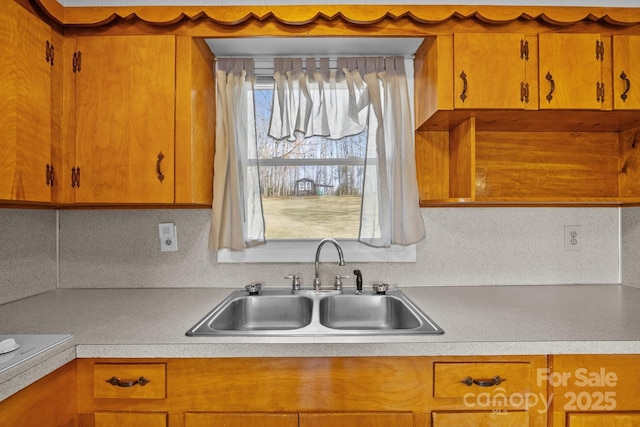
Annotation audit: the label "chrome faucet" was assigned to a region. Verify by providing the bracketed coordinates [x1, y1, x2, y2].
[313, 238, 345, 290]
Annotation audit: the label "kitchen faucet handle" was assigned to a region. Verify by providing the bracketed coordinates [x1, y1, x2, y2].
[333, 275, 350, 291]
[285, 275, 301, 293]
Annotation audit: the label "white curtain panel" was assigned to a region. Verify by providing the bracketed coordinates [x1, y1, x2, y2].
[209, 58, 266, 251]
[269, 56, 425, 247]
[269, 57, 369, 141]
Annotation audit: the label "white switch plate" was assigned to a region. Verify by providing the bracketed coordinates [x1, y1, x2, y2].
[159, 223, 178, 252]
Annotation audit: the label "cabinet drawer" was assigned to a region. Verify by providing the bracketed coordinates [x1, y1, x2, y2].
[434, 362, 531, 399]
[95, 412, 167, 427]
[568, 413, 640, 427]
[432, 411, 529, 427]
[93, 363, 166, 399]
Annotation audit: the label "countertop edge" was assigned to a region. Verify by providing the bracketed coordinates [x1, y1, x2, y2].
[74, 340, 640, 358]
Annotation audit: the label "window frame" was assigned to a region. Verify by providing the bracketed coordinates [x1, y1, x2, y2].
[216, 55, 418, 264]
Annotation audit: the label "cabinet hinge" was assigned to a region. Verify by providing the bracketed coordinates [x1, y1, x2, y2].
[520, 39, 529, 61]
[520, 82, 530, 103]
[72, 51, 82, 73]
[46, 164, 55, 187]
[71, 166, 81, 188]
[597, 82, 605, 103]
[45, 41, 54, 66]
[595, 40, 605, 61]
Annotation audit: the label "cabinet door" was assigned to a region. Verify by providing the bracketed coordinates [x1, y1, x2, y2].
[539, 33, 604, 110]
[95, 412, 167, 427]
[0, 2, 52, 202]
[74, 35, 175, 203]
[568, 413, 640, 427]
[549, 355, 640, 427]
[0, 362, 76, 427]
[299, 412, 413, 427]
[432, 411, 528, 427]
[613, 35, 640, 110]
[185, 412, 298, 427]
[454, 33, 527, 109]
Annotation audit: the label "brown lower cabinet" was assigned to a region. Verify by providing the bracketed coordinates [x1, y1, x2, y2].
[12, 354, 640, 426]
[0, 360, 77, 427]
[549, 355, 640, 427]
[75, 356, 548, 427]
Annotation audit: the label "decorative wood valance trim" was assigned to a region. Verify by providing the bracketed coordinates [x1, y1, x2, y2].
[31, 2, 640, 29]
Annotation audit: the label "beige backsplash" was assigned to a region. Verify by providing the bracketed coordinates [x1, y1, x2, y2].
[3, 206, 632, 305]
[55, 207, 620, 290]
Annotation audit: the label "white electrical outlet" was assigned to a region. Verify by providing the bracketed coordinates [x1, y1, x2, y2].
[564, 225, 582, 252]
[159, 223, 178, 252]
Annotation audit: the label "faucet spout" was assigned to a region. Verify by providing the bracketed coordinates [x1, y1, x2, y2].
[314, 238, 345, 290]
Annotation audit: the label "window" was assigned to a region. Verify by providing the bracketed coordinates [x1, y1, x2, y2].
[215, 53, 424, 262]
[254, 83, 366, 240]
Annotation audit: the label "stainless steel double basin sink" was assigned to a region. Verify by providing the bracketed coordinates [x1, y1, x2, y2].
[186, 288, 444, 336]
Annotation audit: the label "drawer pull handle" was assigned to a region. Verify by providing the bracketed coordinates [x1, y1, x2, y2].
[106, 376, 150, 388]
[461, 375, 505, 387]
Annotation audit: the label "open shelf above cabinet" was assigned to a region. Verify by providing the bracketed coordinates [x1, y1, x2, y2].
[416, 119, 640, 207]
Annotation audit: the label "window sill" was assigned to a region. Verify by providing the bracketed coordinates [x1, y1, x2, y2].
[217, 240, 416, 263]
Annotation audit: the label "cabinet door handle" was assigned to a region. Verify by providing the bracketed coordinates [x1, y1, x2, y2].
[459, 70, 468, 102]
[156, 152, 165, 183]
[545, 71, 555, 103]
[461, 375, 505, 387]
[106, 376, 150, 388]
[620, 71, 630, 102]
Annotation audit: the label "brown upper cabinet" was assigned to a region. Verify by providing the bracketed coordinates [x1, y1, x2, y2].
[0, 2, 54, 203]
[453, 33, 533, 110]
[58, 35, 214, 206]
[415, 32, 637, 131]
[538, 33, 607, 110]
[613, 35, 640, 110]
[70, 35, 176, 204]
[415, 34, 535, 130]
[4, 2, 640, 208]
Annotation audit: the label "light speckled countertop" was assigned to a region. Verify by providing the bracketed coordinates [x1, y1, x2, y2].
[1, 284, 640, 400]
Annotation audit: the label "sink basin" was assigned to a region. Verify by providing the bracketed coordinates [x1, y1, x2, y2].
[319, 294, 422, 330]
[189, 293, 313, 333]
[187, 288, 443, 336]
